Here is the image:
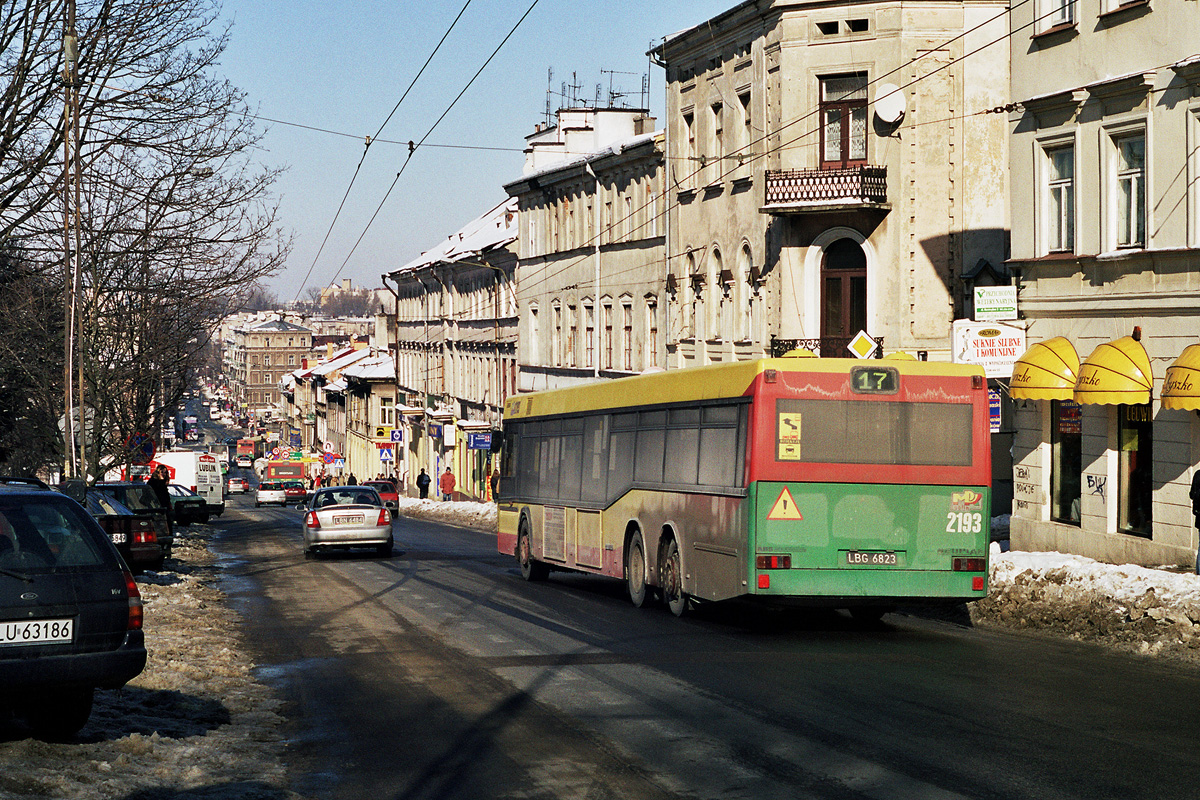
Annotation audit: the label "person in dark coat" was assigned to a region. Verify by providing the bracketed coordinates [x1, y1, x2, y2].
[347, 473, 358, 486]
[416, 469, 431, 499]
[147, 465, 173, 525]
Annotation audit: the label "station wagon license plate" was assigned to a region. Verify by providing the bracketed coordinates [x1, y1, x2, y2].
[1, 618, 74, 647]
[332, 514, 364, 525]
[846, 551, 898, 566]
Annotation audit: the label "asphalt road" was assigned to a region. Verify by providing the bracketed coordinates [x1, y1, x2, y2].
[210, 494, 1200, 800]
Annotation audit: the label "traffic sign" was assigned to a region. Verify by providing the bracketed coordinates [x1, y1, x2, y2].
[127, 432, 156, 466]
[322, 452, 334, 465]
[390, 429, 403, 443]
[378, 446, 394, 462]
[767, 487, 804, 520]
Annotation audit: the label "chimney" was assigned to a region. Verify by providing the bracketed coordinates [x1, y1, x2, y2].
[342, 278, 352, 291]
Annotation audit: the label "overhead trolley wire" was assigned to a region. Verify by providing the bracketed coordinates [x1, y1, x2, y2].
[320, 0, 544, 292]
[289, 0, 478, 304]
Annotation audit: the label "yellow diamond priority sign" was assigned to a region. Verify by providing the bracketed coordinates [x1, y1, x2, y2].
[847, 330, 879, 359]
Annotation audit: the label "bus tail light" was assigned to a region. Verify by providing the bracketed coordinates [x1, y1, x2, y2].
[756, 555, 791, 570]
[952, 558, 986, 572]
[972, 576, 985, 591]
[758, 574, 770, 589]
[305, 511, 320, 529]
[972, 375, 984, 390]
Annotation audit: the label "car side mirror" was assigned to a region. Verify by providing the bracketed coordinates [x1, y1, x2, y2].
[296, 503, 307, 511]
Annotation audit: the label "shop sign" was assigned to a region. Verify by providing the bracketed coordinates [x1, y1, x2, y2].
[973, 286, 1018, 322]
[467, 432, 492, 450]
[988, 389, 1002, 434]
[952, 320, 1026, 378]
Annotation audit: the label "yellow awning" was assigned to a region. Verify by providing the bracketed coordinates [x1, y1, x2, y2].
[1162, 344, 1200, 411]
[1009, 337, 1080, 400]
[1074, 336, 1153, 406]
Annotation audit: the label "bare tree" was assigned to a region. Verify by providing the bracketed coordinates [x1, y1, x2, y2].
[0, 1, 291, 477]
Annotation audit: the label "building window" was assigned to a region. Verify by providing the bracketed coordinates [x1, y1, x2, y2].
[1114, 133, 1146, 248]
[622, 300, 633, 371]
[288, 354, 295, 366]
[1044, 0, 1075, 29]
[1045, 144, 1075, 253]
[711, 101, 724, 183]
[1118, 404, 1153, 537]
[740, 244, 756, 342]
[603, 302, 613, 370]
[552, 303, 562, 367]
[567, 305, 577, 367]
[529, 306, 540, 366]
[820, 73, 868, 168]
[585, 303, 595, 368]
[683, 110, 696, 187]
[645, 298, 658, 370]
[1050, 400, 1081, 525]
[380, 396, 394, 426]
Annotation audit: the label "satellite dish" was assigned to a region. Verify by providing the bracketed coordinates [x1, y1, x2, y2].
[874, 84, 905, 124]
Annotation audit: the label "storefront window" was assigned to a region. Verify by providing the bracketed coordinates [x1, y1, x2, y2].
[1118, 404, 1152, 536]
[1050, 400, 1081, 524]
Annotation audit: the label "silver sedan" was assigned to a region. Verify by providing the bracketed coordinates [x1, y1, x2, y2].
[300, 486, 393, 558]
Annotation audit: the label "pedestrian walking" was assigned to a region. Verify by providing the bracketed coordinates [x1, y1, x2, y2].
[347, 473, 358, 486]
[416, 468, 431, 499]
[1191, 469, 1200, 574]
[439, 467, 456, 501]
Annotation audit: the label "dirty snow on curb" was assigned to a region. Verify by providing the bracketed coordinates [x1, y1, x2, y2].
[0, 529, 302, 800]
[394, 496, 497, 533]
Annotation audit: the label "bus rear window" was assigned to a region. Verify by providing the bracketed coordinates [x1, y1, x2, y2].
[775, 399, 973, 466]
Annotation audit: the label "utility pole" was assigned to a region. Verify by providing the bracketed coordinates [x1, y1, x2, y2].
[61, 0, 80, 479]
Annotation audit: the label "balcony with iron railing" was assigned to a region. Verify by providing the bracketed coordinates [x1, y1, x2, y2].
[762, 165, 888, 213]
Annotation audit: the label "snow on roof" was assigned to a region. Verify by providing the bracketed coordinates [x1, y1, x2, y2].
[324, 377, 347, 394]
[312, 347, 371, 377]
[390, 197, 517, 276]
[343, 354, 394, 381]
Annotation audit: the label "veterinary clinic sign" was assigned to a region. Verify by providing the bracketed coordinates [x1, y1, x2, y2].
[952, 320, 1026, 379]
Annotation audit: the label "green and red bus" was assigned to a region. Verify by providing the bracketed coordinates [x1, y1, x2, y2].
[497, 356, 991, 618]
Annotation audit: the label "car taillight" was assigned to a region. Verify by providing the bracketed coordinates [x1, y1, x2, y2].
[124, 569, 143, 630]
[952, 558, 987, 572]
[756, 554, 791, 569]
[134, 520, 156, 544]
[305, 511, 320, 529]
[376, 509, 391, 526]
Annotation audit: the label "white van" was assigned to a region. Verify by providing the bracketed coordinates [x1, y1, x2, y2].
[154, 450, 225, 518]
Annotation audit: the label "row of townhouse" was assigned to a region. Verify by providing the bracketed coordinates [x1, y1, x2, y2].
[1006, 0, 1200, 566]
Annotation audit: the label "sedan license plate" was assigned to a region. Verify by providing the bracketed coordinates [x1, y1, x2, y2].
[1, 618, 74, 647]
[846, 550, 898, 566]
[111, 532, 127, 544]
[332, 514, 364, 525]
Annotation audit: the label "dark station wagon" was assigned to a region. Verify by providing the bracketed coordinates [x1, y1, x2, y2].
[0, 478, 146, 738]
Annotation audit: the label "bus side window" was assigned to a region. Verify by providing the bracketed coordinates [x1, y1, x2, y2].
[582, 416, 609, 504]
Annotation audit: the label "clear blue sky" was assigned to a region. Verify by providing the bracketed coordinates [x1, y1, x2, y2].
[216, 0, 736, 301]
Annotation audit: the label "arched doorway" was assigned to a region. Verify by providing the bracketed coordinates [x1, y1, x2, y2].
[820, 237, 867, 356]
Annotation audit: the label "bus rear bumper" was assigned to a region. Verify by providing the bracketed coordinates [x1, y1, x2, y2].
[749, 568, 988, 603]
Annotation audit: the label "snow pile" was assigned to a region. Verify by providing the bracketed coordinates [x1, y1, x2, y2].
[0, 528, 301, 800]
[972, 542, 1200, 661]
[394, 496, 496, 533]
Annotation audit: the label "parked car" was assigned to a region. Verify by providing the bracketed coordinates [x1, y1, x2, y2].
[363, 480, 399, 511]
[91, 482, 173, 559]
[0, 477, 146, 738]
[282, 480, 308, 502]
[255, 481, 287, 507]
[299, 486, 393, 558]
[227, 477, 249, 494]
[81, 491, 163, 573]
[167, 484, 208, 525]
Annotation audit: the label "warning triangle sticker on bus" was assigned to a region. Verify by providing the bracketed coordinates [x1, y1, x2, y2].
[767, 487, 803, 520]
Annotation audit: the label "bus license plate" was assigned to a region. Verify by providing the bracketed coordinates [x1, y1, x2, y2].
[1, 618, 74, 647]
[333, 515, 364, 525]
[846, 551, 898, 566]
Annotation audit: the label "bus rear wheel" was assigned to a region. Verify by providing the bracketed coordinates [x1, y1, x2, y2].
[518, 524, 548, 581]
[626, 532, 648, 607]
[661, 538, 688, 617]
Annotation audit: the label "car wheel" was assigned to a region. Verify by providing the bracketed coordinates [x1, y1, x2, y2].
[625, 531, 648, 608]
[517, 521, 549, 581]
[255, 502, 261, 508]
[200, 514, 209, 524]
[24, 687, 94, 740]
[376, 540, 392, 558]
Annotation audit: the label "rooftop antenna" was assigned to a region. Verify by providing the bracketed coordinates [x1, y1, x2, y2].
[566, 71, 582, 107]
[602, 69, 642, 109]
[544, 67, 554, 127]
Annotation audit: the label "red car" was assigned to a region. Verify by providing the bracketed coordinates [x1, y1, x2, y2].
[282, 480, 309, 502]
[364, 480, 398, 511]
